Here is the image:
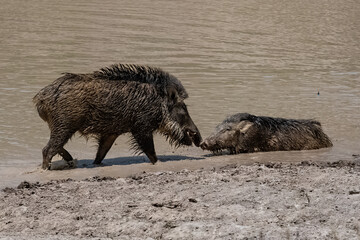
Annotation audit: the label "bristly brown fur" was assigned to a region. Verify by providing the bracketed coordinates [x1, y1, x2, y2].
[95, 64, 168, 84]
[202, 113, 332, 154]
[33, 63, 201, 169]
[93, 64, 188, 99]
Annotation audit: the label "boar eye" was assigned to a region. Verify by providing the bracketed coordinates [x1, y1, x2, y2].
[171, 92, 176, 100]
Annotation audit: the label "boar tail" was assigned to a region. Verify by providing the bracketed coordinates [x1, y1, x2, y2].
[33, 92, 49, 122]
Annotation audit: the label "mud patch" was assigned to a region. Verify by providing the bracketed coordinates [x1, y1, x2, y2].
[1, 162, 360, 239]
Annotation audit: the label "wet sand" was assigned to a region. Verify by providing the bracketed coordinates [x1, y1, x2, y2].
[0, 146, 349, 190]
[1, 153, 360, 239]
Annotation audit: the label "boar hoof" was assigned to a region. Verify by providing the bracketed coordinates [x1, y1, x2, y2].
[93, 159, 102, 165]
[67, 161, 74, 168]
[42, 161, 51, 170]
[148, 155, 158, 164]
[150, 158, 158, 164]
[200, 141, 208, 150]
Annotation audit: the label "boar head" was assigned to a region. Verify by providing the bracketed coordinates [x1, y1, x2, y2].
[159, 83, 202, 147]
[200, 119, 254, 154]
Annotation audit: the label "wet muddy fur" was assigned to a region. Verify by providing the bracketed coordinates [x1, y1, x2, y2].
[33, 64, 202, 169]
[201, 113, 333, 154]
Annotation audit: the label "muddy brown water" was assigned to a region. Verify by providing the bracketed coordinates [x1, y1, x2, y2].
[0, 0, 359, 188]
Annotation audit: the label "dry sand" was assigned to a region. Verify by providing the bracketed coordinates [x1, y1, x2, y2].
[1, 156, 360, 240]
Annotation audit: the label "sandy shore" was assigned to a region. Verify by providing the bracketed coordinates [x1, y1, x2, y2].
[1, 157, 360, 239]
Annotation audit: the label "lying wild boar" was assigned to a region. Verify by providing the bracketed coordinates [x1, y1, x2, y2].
[200, 113, 332, 154]
[33, 64, 202, 169]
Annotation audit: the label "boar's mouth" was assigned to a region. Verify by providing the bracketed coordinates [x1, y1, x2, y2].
[200, 141, 223, 153]
[201, 144, 229, 155]
[180, 129, 202, 147]
[200, 140, 248, 155]
[200, 140, 233, 155]
[159, 124, 202, 148]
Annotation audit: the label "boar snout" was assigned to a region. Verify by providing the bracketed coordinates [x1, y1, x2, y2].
[200, 138, 218, 151]
[187, 128, 202, 147]
[200, 141, 208, 150]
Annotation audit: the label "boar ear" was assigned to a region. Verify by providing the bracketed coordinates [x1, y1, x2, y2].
[237, 121, 253, 133]
[167, 87, 179, 105]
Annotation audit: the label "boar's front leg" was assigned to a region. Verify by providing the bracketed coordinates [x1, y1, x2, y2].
[93, 134, 118, 164]
[131, 131, 158, 164]
[58, 147, 73, 161]
[58, 147, 75, 167]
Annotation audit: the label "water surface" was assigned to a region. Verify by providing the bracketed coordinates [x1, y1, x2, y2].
[0, 0, 359, 187]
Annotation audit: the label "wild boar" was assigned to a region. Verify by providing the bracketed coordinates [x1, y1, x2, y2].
[33, 64, 202, 169]
[200, 113, 332, 154]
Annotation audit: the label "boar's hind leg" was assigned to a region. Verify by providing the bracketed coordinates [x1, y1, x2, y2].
[93, 134, 118, 164]
[131, 132, 158, 164]
[42, 130, 75, 170]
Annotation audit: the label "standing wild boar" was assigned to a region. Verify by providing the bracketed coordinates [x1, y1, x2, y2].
[33, 64, 202, 169]
[200, 113, 332, 154]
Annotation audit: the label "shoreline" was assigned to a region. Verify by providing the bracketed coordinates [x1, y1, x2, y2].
[0, 147, 358, 190]
[1, 157, 360, 239]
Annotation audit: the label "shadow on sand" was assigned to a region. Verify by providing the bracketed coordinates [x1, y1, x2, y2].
[75, 155, 205, 169]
